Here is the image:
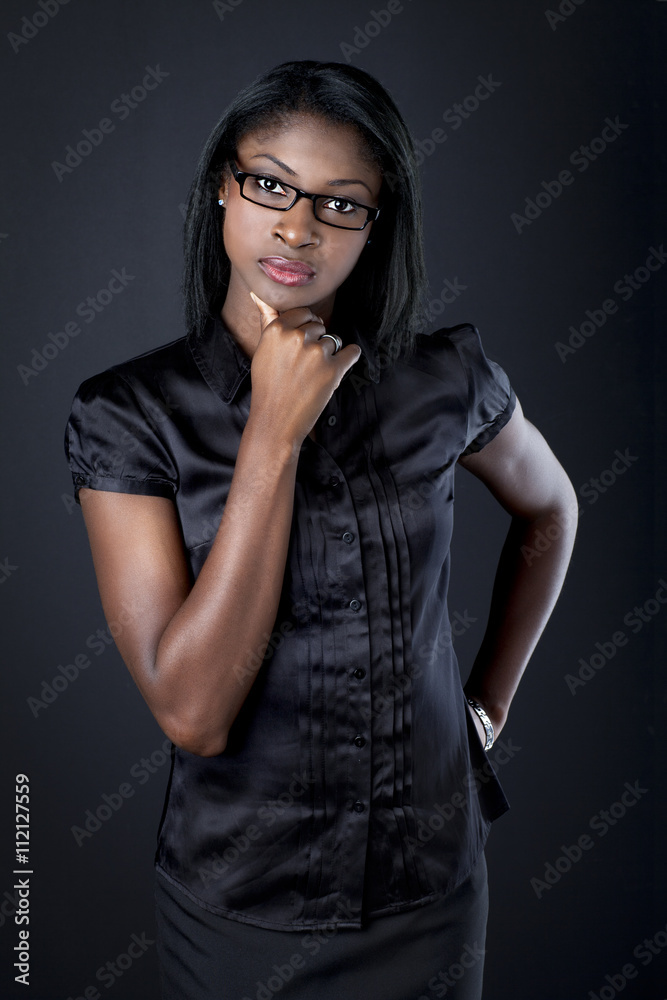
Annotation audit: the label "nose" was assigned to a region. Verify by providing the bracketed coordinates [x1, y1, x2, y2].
[272, 196, 319, 247]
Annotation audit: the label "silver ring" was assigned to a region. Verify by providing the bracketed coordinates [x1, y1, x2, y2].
[318, 332, 343, 355]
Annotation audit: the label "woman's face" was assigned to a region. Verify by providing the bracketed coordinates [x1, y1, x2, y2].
[218, 113, 383, 327]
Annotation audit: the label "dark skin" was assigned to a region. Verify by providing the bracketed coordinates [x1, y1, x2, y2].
[78, 112, 577, 756]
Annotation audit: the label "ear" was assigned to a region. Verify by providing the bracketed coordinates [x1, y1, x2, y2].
[217, 165, 231, 205]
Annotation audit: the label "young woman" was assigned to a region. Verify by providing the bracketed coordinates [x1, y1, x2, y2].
[64, 60, 577, 1000]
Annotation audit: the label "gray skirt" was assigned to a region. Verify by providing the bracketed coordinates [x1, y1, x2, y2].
[155, 851, 488, 1000]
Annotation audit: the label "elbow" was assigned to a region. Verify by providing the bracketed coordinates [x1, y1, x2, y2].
[560, 474, 578, 510]
[160, 715, 228, 757]
[556, 477, 580, 536]
[151, 671, 229, 757]
[173, 730, 228, 757]
[525, 473, 579, 531]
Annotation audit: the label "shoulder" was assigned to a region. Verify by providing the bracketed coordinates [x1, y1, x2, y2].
[68, 335, 194, 441]
[74, 333, 189, 401]
[387, 322, 516, 456]
[64, 336, 188, 500]
[387, 322, 495, 392]
[65, 333, 191, 456]
[415, 321, 505, 367]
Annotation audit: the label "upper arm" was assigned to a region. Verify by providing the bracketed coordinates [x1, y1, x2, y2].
[456, 396, 578, 518]
[78, 487, 192, 714]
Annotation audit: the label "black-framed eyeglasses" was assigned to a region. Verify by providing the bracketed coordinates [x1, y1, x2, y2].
[229, 161, 381, 231]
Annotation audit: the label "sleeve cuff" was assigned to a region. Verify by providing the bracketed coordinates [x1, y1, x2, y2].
[73, 473, 176, 505]
[459, 386, 517, 457]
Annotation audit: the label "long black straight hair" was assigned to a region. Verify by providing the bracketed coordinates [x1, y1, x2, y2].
[183, 60, 429, 362]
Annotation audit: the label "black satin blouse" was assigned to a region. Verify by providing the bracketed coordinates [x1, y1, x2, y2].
[64, 308, 516, 932]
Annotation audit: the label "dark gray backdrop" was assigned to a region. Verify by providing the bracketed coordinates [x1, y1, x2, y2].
[1, 1, 664, 997]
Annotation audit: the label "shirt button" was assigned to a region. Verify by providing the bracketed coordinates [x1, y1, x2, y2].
[329, 476, 340, 487]
[342, 532, 354, 544]
[352, 800, 365, 813]
[327, 415, 337, 426]
[353, 735, 366, 748]
[349, 599, 361, 612]
[352, 667, 366, 680]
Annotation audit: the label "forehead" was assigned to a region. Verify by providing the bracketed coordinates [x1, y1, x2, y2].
[237, 114, 382, 195]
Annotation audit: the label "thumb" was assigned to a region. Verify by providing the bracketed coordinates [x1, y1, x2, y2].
[249, 290, 279, 333]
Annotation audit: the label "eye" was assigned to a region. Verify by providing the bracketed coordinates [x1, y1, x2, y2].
[255, 175, 289, 196]
[322, 197, 358, 214]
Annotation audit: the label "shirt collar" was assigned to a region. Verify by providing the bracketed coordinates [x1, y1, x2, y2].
[187, 306, 381, 405]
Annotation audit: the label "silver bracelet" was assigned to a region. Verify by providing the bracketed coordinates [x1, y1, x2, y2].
[466, 696, 495, 752]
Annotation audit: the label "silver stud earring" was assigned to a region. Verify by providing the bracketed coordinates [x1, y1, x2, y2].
[366, 238, 372, 244]
[218, 198, 225, 206]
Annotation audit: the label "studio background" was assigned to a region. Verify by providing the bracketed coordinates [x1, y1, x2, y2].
[1, 2, 664, 997]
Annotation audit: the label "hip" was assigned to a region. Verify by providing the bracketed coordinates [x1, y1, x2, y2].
[154, 850, 489, 1000]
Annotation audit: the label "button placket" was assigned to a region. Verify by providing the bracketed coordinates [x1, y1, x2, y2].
[318, 449, 372, 917]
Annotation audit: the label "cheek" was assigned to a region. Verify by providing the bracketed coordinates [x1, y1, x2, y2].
[222, 203, 259, 262]
[328, 237, 366, 281]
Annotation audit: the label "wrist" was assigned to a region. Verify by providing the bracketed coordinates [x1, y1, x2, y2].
[465, 687, 507, 730]
[465, 695, 495, 751]
[243, 410, 302, 467]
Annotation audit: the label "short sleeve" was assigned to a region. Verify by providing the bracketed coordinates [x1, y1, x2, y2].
[448, 324, 517, 457]
[64, 368, 178, 505]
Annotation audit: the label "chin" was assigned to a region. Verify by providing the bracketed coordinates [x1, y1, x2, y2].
[261, 283, 328, 313]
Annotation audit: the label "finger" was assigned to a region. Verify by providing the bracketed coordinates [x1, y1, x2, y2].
[295, 309, 325, 332]
[332, 342, 362, 377]
[249, 290, 280, 332]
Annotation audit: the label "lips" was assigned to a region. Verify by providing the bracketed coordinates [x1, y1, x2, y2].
[259, 256, 315, 276]
[258, 257, 316, 287]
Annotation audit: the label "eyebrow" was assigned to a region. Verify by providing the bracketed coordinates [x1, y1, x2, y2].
[249, 153, 374, 196]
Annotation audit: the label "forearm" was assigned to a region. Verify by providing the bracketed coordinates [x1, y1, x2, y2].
[464, 497, 578, 736]
[153, 412, 300, 755]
